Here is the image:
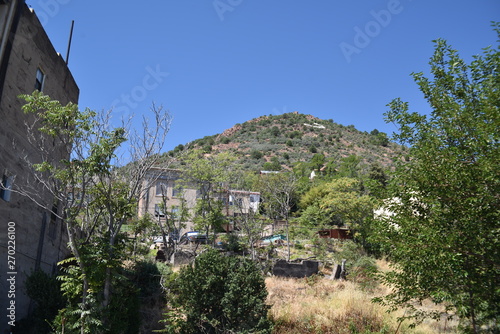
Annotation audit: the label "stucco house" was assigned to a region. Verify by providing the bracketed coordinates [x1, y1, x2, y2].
[138, 167, 260, 233]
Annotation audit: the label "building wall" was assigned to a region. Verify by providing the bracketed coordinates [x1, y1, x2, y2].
[138, 168, 260, 234]
[138, 169, 199, 232]
[0, 3, 79, 331]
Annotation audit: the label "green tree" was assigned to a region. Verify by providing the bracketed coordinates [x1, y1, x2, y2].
[182, 150, 236, 237]
[128, 214, 156, 259]
[165, 249, 272, 333]
[298, 177, 373, 229]
[228, 185, 264, 260]
[370, 129, 390, 146]
[156, 184, 189, 259]
[257, 172, 297, 261]
[270, 125, 280, 137]
[262, 156, 281, 171]
[14, 92, 171, 333]
[364, 162, 389, 199]
[310, 153, 326, 172]
[373, 26, 500, 332]
[337, 154, 362, 179]
[250, 149, 264, 159]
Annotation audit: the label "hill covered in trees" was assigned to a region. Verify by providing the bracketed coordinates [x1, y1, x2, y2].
[162, 111, 403, 173]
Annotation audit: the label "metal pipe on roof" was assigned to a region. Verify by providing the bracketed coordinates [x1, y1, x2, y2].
[65, 19, 74, 65]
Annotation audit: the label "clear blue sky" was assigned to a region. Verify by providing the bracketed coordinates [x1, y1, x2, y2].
[27, 0, 499, 154]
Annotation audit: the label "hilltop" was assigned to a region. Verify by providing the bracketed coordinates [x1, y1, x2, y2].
[161, 112, 403, 172]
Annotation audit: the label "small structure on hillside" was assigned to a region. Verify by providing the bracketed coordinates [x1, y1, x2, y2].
[318, 228, 352, 240]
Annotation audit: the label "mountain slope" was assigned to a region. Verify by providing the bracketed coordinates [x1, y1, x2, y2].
[163, 112, 402, 172]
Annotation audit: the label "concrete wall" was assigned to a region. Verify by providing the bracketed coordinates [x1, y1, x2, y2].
[0, 3, 79, 331]
[272, 260, 319, 278]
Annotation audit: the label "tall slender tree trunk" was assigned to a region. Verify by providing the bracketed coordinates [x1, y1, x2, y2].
[65, 222, 89, 334]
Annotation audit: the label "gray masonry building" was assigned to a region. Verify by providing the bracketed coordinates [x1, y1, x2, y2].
[0, 1, 79, 331]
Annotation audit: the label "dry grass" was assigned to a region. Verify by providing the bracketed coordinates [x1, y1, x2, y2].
[266, 271, 458, 334]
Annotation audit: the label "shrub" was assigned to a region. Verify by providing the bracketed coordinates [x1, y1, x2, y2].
[202, 144, 212, 153]
[17, 270, 65, 334]
[333, 241, 378, 291]
[165, 249, 272, 333]
[250, 150, 264, 159]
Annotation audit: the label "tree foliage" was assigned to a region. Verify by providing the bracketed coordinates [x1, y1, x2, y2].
[181, 150, 237, 236]
[298, 177, 373, 229]
[373, 24, 500, 332]
[17, 92, 171, 333]
[257, 172, 297, 260]
[165, 249, 272, 333]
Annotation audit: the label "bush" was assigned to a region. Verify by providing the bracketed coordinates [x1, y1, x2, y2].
[164, 249, 272, 333]
[219, 233, 243, 252]
[16, 270, 66, 334]
[250, 150, 264, 159]
[133, 261, 171, 333]
[333, 241, 378, 291]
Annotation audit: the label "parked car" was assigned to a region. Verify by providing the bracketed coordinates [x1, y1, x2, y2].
[152, 230, 180, 243]
[179, 231, 209, 244]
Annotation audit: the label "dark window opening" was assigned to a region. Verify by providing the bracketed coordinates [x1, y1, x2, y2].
[0, 174, 13, 202]
[35, 68, 45, 91]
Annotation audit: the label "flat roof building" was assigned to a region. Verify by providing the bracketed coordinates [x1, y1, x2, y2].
[0, 1, 79, 330]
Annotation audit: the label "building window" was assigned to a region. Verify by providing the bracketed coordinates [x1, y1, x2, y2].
[171, 206, 179, 219]
[172, 185, 183, 197]
[0, 174, 14, 202]
[154, 204, 165, 217]
[35, 68, 45, 91]
[156, 181, 168, 196]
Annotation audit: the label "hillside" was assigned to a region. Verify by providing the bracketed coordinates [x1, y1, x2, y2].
[162, 112, 403, 172]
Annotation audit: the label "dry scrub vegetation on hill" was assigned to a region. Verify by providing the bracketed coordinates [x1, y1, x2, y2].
[163, 112, 401, 172]
[266, 260, 458, 334]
